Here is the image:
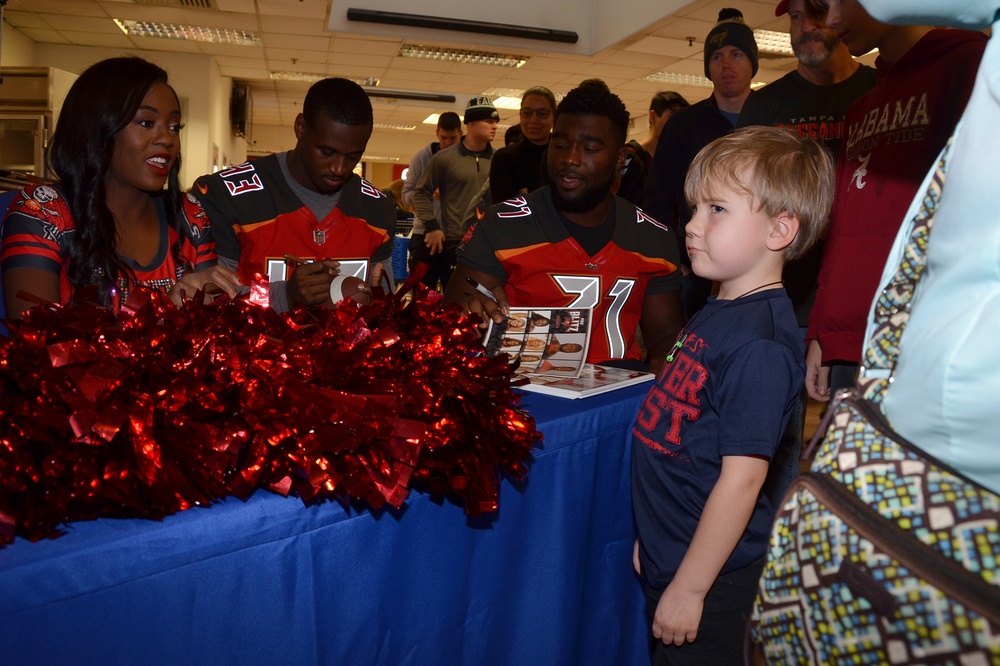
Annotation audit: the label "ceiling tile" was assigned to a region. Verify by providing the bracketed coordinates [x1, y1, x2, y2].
[521, 57, 589, 74]
[41, 15, 123, 33]
[330, 38, 400, 57]
[62, 31, 135, 48]
[213, 0, 257, 13]
[14, 27, 72, 44]
[259, 14, 330, 37]
[215, 57, 269, 72]
[2, 10, 54, 30]
[102, 4, 186, 23]
[256, 0, 328, 20]
[583, 63, 654, 79]
[375, 73, 444, 88]
[497, 68, 571, 85]
[597, 50, 672, 69]
[177, 10, 259, 31]
[626, 35, 701, 58]
[221, 66, 273, 80]
[389, 58, 454, 74]
[198, 42, 266, 58]
[24, 0, 107, 17]
[130, 35, 204, 53]
[325, 52, 393, 69]
[263, 33, 332, 52]
[265, 48, 328, 64]
[270, 61, 328, 74]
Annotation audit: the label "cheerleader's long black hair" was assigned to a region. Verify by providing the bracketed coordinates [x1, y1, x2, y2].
[48, 57, 185, 301]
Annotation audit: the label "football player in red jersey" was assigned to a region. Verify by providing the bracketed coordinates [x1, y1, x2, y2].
[192, 78, 395, 312]
[445, 81, 685, 370]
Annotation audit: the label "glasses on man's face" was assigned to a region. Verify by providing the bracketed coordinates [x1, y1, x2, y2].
[520, 108, 552, 120]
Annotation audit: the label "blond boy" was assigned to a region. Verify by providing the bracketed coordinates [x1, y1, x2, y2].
[631, 126, 834, 664]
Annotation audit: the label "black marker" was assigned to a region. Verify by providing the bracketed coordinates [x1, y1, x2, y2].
[465, 276, 498, 304]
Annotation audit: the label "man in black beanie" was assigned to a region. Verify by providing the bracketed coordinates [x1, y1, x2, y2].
[642, 8, 758, 318]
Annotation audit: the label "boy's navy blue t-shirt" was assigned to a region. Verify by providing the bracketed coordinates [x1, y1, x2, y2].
[631, 288, 805, 590]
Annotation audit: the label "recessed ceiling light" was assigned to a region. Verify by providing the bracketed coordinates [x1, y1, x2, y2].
[753, 29, 794, 56]
[398, 44, 528, 68]
[492, 96, 522, 110]
[364, 155, 401, 162]
[269, 71, 325, 83]
[114, 19, 261, 46]
[422, 113, 441, 125]
[642, 71, 714, 88]
[269, 72, 381, 87]
[373, 123, 417, 131]
[483, 87, 526, 99]
[483, 87, 565, 103]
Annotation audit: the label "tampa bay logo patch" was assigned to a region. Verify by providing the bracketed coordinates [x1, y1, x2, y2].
[459, 223, 477, 249]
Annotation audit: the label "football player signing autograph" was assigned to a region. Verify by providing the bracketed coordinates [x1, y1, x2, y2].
[445, 80, 684, 370]
[192, 77, 395, 313]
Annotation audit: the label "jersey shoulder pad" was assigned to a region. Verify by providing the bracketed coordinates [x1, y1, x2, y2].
[358, 176, 388, 200]
[180, 192, 210, 240]
[11, 184, 74, 232]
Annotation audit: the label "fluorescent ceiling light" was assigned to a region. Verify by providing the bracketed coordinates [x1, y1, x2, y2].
[642, 71, 714, 88]
[492, 96, 522, 110]
[483, 87, 566, 104]
[483, 87, 526, 99]
[422, 113, 441, 125]
[643, 70, 767, 90]
[114, 19, 261, 46]
[373, 123, 417, 131]
[398, 44, 528, 68]
[270, 71, 324, 83]
[753, 29, 794, 56]
[270, 72, 381, 87]
[364, 155, 401, 162]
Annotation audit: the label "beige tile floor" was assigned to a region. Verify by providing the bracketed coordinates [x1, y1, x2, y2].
[802, 398, 827, 470]
[751, 398, 827, 665]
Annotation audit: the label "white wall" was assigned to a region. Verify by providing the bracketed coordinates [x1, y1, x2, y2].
[246, 122, 294, 157]
[0, 19, 35, 66]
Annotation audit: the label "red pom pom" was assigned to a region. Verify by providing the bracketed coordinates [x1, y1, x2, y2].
[0, 279, 541, 546]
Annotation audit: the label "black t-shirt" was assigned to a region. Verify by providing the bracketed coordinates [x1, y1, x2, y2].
[737, 66, 878, 324]
[558, 200, 615, 257]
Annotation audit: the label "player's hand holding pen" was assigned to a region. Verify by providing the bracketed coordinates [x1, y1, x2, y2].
[465, 276, 510, 330]
[285, 254, 341, 308]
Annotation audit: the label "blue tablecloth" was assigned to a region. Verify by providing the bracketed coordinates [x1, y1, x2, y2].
[0, 384, 650, 666]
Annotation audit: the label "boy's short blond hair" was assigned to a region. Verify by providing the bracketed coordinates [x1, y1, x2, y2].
[684, 126, 835, 260]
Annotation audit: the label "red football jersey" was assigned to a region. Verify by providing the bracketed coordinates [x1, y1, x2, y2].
[192, 155, 395, 285]
[234, 204, 389, 284]
[458, 188, 679, 363]
[0, 184, 215, 304]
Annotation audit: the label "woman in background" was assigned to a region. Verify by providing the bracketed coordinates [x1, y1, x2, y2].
[1, 56, 238, 318]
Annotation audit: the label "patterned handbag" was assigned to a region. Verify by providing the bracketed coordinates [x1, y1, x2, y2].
[748, 139, 1000, 664]
[750, 392, 1000, 664]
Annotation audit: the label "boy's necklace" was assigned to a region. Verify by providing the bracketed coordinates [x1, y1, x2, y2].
[664, 280, 784, 364]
